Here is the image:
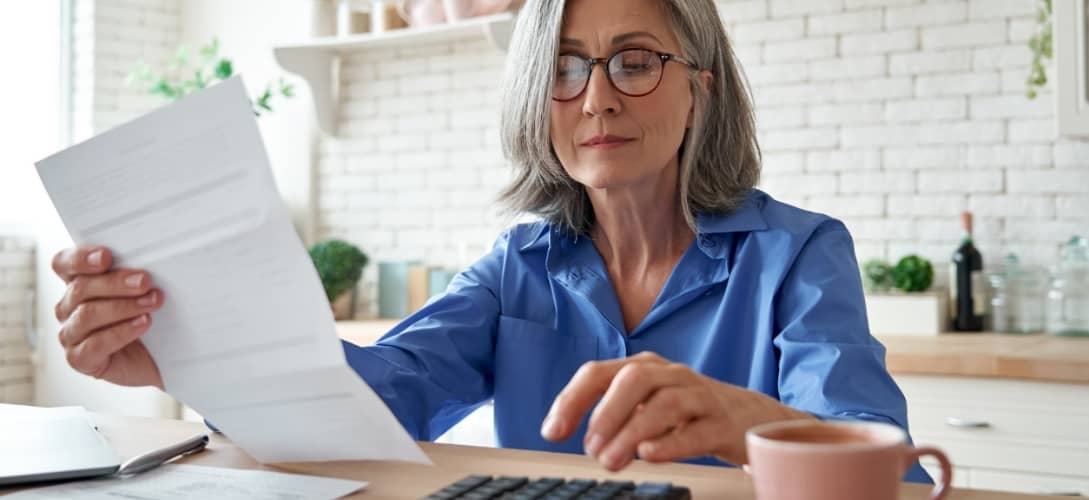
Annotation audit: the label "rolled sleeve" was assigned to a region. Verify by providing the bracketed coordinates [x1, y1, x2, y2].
[772, 221, 933, 484]
[343, 233, 508, 441]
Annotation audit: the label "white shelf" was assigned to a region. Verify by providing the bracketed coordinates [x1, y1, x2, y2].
[274, 12, 516, 136]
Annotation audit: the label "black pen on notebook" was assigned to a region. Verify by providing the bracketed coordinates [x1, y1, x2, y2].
[116, 434, 210, 476]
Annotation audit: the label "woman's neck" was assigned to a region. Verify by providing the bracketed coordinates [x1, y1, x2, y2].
[586, 164, 695, 274]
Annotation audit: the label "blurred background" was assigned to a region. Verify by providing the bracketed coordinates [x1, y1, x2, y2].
[1, 0, 1088, 494]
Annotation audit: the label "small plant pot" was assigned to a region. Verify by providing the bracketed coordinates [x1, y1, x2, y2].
[865, 291, 949, 336]
[332, 287, 357, 320]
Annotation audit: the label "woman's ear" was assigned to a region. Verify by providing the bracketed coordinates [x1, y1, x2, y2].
[686, 70, 714, 128]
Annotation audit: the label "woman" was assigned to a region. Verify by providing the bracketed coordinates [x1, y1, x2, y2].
[50, 0, 930, 482]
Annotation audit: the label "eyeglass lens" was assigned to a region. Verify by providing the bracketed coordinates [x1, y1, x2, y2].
[553, 48, 665, 101]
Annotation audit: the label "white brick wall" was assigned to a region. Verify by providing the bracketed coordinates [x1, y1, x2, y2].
[318, 0, 1089, 317]
[72, 0, 180, 140]
[0, 238, 35, 404]
[319, 37, 509, 316]
[718, 0, 1089, 269]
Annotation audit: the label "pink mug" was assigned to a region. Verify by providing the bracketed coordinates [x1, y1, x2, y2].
[746, 420, 952, 500]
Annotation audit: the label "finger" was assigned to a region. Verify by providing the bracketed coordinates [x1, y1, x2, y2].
[52, 247, 113, 283]
[636, 418, 733, 465]
[59, 291, 162, 348]
[66, 314, 152, 378]
[595, 385, 710, 470]
[586, 360, 690, 456]
[542, 356, 635, 441]
[542, 352, 669, 442]
[55, 270, 153, 322]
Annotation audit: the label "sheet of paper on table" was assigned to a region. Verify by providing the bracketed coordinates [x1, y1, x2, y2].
[2, 464, 367, 500]
[34, 76, 428, 465]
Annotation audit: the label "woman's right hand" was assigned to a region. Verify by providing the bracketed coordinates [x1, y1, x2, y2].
[51, 246, 165, 390]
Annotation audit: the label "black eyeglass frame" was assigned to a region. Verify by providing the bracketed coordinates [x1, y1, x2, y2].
[551, 48, 700, 102]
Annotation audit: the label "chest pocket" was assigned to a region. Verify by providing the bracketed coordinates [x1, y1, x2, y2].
[493, 315, 599, 433]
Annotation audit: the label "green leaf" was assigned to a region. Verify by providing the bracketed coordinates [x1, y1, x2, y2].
[150, 79, 177, 99]
[279, 78, 295, 97]
[198, 37, 220, 61]
[891, 255, 934, 293]
[862, 259, 893, 293]
[214, 59, 233, 79]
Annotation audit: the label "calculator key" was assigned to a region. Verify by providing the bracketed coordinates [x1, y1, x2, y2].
[633, 482, 673, 498]
[492, 476, 529, 491]
[454, 476, 493, 489]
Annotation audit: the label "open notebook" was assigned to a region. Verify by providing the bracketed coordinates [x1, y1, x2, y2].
[0, 405, 121, 486]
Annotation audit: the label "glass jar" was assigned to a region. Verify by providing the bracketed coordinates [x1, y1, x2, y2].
[987, 269, 1013, 333]
[986, 254, 1047, 334]
[1012, 264, 1048, 333]
[1045, 236, 1089, 337]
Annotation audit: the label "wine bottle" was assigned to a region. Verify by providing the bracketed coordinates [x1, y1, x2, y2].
[951, 212, 985, 331]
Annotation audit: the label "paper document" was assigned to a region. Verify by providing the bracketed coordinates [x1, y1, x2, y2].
[35, 77, 428, 464]
[3, 464, 367, 500]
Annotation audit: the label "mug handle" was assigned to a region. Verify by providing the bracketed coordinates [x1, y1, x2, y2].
[905, 446, 953, 500]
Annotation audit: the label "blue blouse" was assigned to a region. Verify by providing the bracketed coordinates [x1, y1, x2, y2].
[343, 189, 931, 483]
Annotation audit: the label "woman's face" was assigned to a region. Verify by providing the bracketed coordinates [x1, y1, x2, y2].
[550, 0, 695, 193]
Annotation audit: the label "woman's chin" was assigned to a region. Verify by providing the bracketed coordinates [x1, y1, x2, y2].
[572, 172, 653, 192]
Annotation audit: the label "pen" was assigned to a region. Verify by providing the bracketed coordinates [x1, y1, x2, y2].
[116, 434, 210, 476]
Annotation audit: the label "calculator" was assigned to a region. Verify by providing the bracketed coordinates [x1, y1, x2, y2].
[423, 475, 693, 499]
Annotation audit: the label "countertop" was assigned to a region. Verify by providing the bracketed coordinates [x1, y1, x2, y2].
[337, 320, 1089, 384]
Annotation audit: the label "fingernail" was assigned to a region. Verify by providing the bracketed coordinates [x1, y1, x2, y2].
[137, 291, 156, 307]
[541, 415, 562, 440]
[131, 315, 148, 326]
[585, 433, 603, 457]
[601, 449, 622, 470]
[125, 273, 144, 288]
[87, 250, 103, 267]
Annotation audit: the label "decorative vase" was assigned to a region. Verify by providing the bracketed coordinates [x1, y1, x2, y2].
[864, 291, 950, 336]
[397, 0, 447, 26]
[332, 286, 357, 320]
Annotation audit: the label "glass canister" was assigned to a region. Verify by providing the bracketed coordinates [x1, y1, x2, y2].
[986, 254, 1047, 334]
[1012, 263, 1048, 333]
[987, 257, 1014, 333]
[1045, 236, 1089, 337]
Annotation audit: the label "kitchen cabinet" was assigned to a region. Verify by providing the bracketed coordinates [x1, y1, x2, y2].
[898, 374, 1089, 496]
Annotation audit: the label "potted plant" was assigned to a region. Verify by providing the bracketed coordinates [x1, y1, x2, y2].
[863, 255, 948, 336]
[309, 239, 369, 320]
[127, 38, 294, 115]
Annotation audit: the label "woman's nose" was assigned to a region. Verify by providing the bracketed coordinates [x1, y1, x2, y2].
[582, 65, 622, 117]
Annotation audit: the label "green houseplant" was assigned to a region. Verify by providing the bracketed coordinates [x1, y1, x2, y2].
[863, 254, 944, 335]
[309, 239, 369, 320]
[126, 38, 294, 115]
[1027, 0, 1053, 99]
[863, 255, 934, 293]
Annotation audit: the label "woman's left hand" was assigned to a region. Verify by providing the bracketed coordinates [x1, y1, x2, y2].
[540, 351, 815, 471]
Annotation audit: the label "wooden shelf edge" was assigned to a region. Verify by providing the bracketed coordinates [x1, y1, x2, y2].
[273, 13, 516, 136]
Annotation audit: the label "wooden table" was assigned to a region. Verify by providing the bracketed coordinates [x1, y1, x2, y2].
[0, 414, 1059, 499]
[338, 320, 1089, 384]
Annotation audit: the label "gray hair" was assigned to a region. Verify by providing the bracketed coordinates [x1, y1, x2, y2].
[498, 0, 761, 235]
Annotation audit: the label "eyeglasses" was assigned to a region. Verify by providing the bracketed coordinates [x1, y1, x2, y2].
[552, 48, 698, 102]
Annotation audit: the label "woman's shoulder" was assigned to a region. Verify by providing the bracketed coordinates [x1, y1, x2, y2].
[499, 219, 553, 253]
[755, 190, 848, 237]
[702, 189, 848, 242]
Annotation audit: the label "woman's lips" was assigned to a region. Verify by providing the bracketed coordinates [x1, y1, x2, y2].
[581, 135, 635, 150]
